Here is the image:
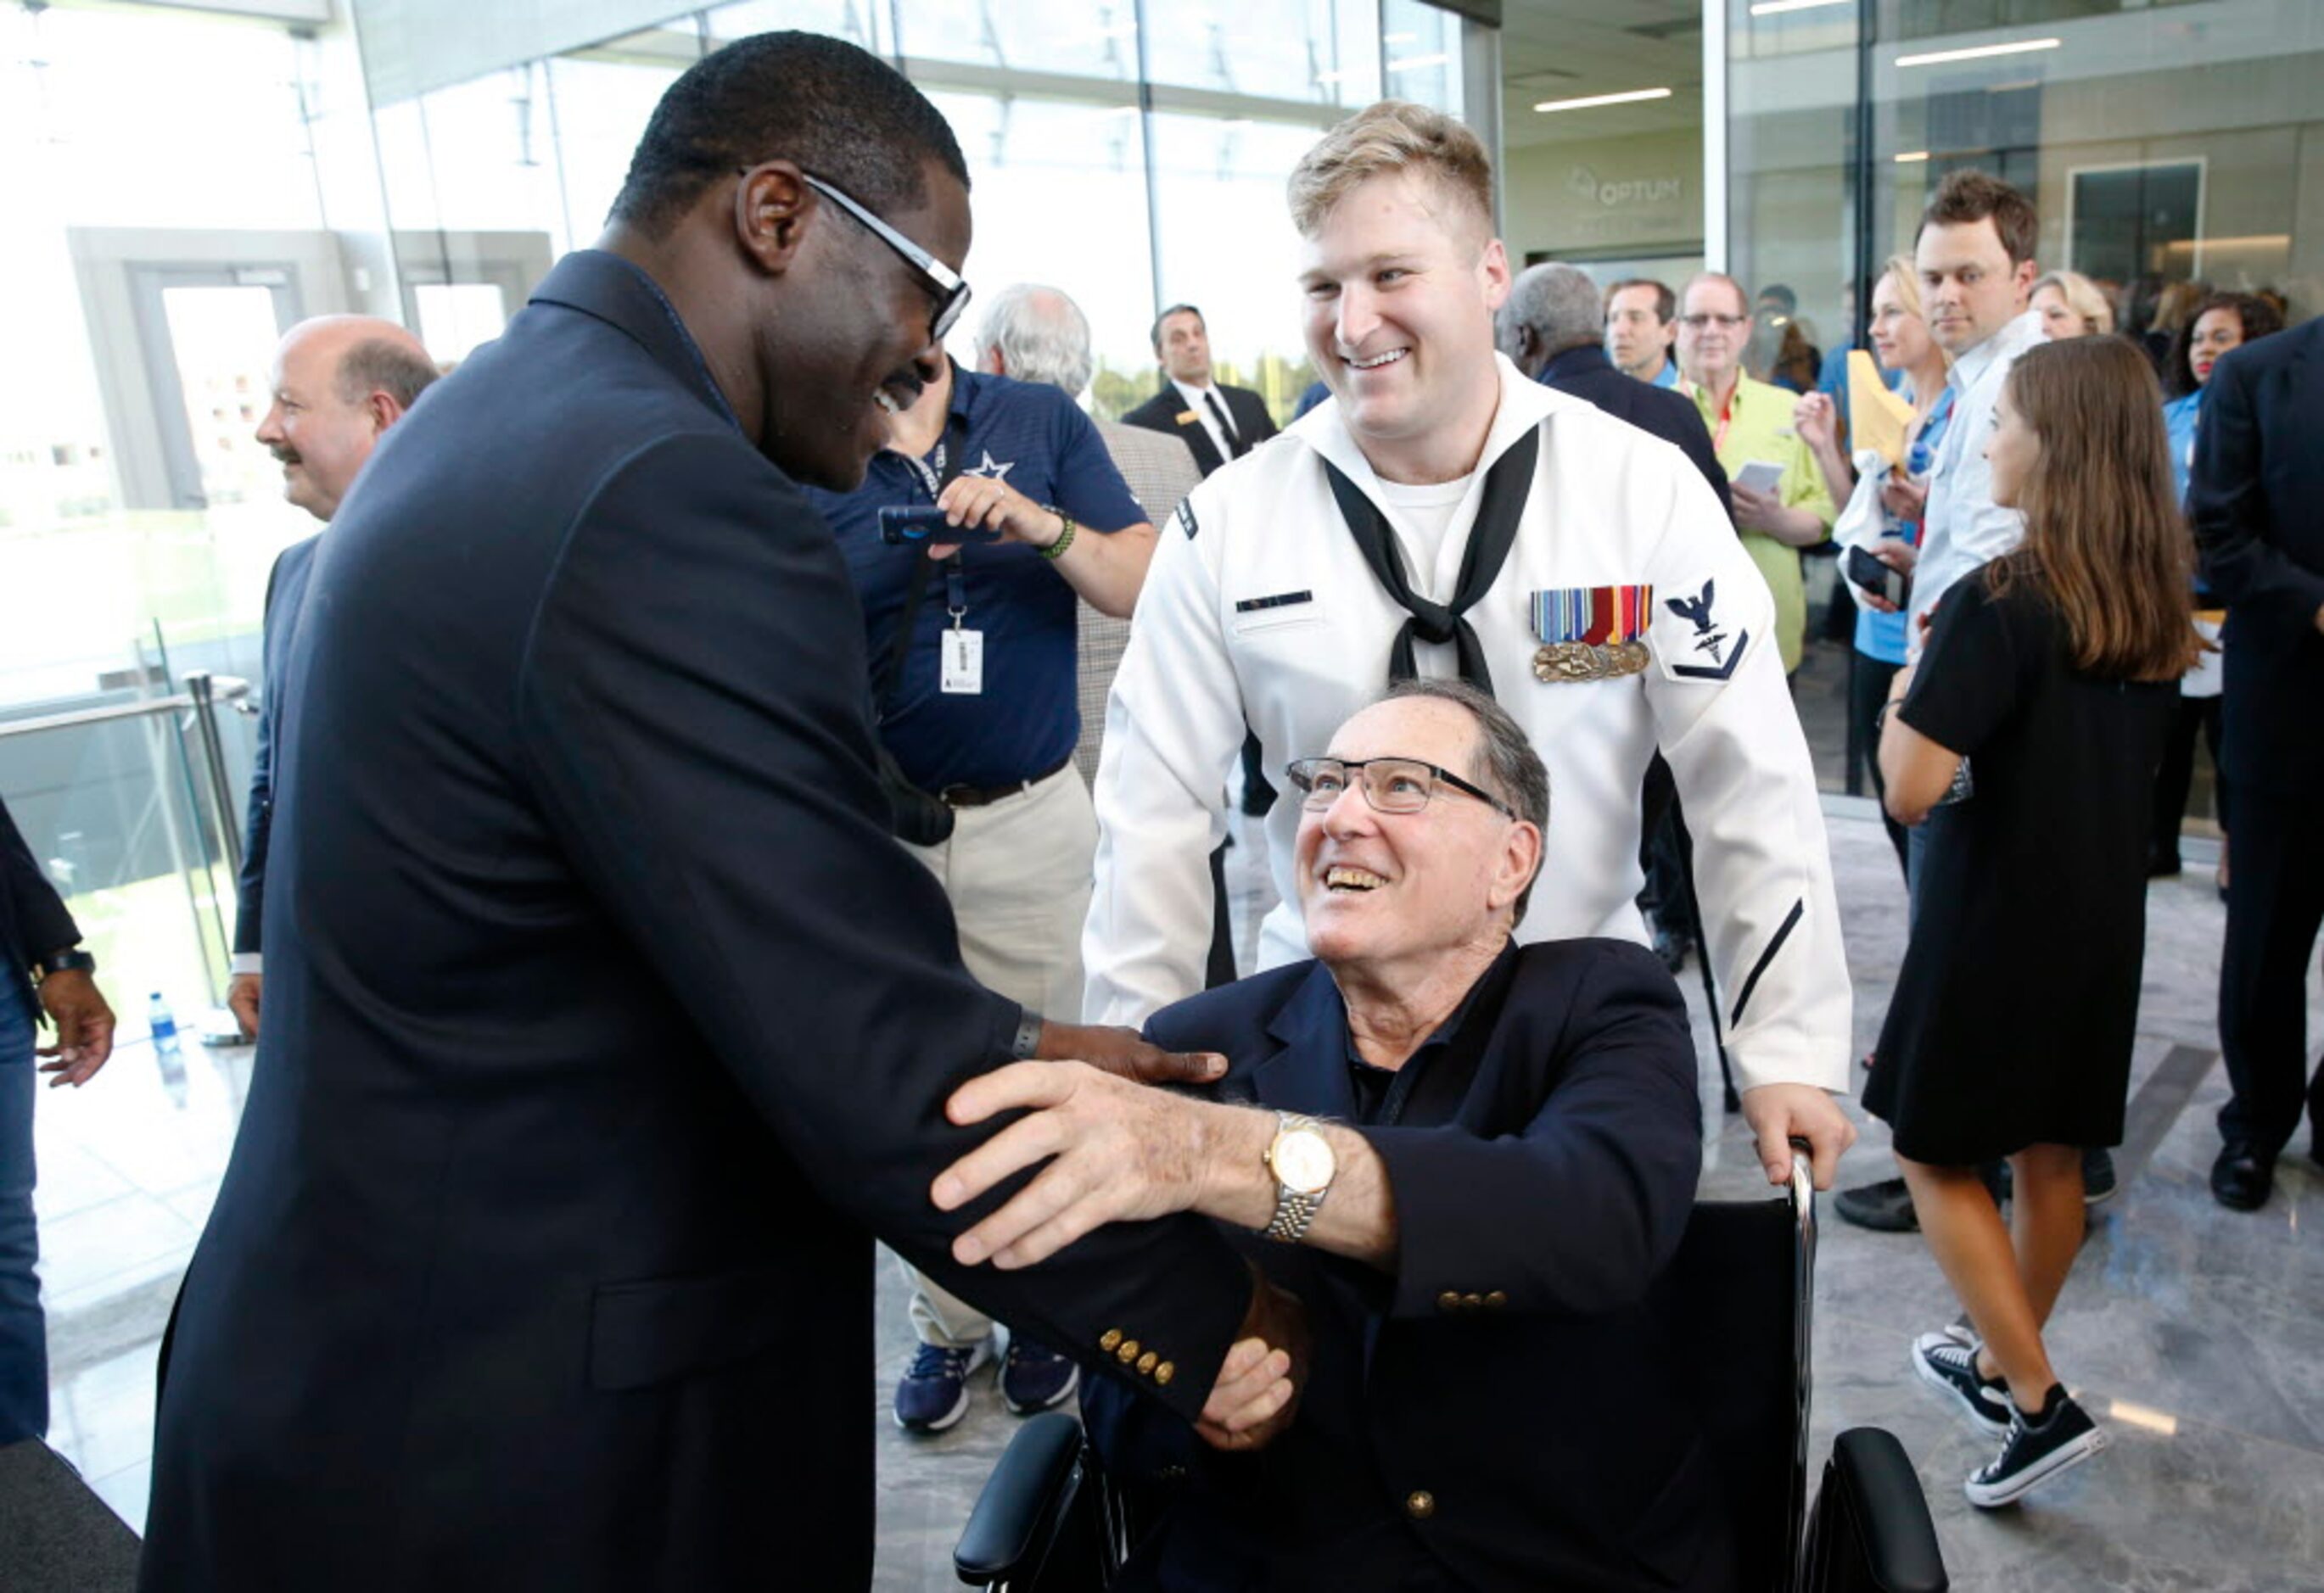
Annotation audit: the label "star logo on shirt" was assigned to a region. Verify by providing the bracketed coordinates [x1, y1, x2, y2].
[961, 450, 1014, 483]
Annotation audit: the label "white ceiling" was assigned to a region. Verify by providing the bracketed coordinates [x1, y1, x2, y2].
[1498, 0, 1704, 149]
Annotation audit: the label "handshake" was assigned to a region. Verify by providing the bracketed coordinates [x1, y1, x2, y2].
[937, 1019, 1313, 1451]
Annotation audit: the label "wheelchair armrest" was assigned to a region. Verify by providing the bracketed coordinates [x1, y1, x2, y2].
[955, 1411, 1086, 1587]
[1804, 1427, 1948, 1593]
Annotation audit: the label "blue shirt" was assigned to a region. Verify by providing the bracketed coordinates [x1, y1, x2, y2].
[804, 366, 1144, 791]
[1649, 360, 1680, 390]
[2163, 388, 2204, 506]
[1856, 388, 1954, 666]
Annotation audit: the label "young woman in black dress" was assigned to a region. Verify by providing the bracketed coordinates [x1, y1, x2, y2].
[1868, 335, 2198, 1508]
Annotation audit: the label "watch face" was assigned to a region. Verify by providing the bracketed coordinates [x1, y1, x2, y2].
[1273, 1128, 1335, 1194]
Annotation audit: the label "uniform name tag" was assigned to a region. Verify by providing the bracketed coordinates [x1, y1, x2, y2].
[941, 628, 984, 694]
[1235, 590, 1313, 614]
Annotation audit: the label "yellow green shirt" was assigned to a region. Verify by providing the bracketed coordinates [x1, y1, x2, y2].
[1691, 374, 1834, 673]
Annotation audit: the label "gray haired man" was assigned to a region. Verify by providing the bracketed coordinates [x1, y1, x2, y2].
[973, 285, 1201, 782]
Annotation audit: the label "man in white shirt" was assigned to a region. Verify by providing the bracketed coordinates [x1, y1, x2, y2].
[1835, 168, 2055, 1233]
[1900, 170, 2043, 659]
[1086, 101, 1856, 1188]
[1121, 304, 1280, 479]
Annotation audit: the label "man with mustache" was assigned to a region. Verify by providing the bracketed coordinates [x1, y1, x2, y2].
[139, 34, 1298, 1592]
[230, 316, 437, 1041]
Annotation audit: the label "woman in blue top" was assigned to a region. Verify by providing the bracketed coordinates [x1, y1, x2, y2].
[2152, 293, 2286, 884]
[1796, 254, 1953, 875]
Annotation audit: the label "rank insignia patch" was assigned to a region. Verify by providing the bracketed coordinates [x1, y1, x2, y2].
[1664, 579, 1749, 681]
[1531, 585, 1654, 683]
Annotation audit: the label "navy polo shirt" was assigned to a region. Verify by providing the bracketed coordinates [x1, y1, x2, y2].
[804, 366, 1144, 792]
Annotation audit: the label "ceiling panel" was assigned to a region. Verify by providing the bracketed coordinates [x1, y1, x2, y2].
[1498, 0, 1705, 148]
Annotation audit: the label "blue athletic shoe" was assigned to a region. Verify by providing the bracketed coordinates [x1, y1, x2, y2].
[1000, 1339, 1079, 1415]
[894, 1339, 990, 1433]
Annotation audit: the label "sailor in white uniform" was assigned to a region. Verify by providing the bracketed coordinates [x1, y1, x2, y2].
[1084, 100, 1856, 1185]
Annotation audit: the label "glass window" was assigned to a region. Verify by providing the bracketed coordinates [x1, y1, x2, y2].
[1143, 0, 1381, 108]
[895, 0, 1140, 81]
[1145, 112, 1330, 420]
[925, 92, 1157, 394]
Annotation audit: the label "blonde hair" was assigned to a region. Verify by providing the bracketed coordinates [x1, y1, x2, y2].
[1872, 253, 1953, 394]
[2030, 270, 2116, 335]
[1287, 100, 1493, 246]
[1878, 253, 1926, 321]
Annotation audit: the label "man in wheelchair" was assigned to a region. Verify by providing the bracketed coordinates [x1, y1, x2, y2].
[934, 679, 1736, 1590]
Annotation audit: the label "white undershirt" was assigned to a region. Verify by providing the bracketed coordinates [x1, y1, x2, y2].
[1372, 472, 1476, 602]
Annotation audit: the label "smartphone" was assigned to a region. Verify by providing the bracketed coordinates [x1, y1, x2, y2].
[1845, 544, 1911, 609]
[878, 504, 1007, 546]
[1733, 460, 1786, 496]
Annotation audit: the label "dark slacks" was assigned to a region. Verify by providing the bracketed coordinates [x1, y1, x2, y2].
[2151, 694, 2226, 859]
[1849, 650, 1910, 877]
[1206, 843, 1236, 989]
[1638, 755, 1697, 941]
[2216, 789, 2324, 1153]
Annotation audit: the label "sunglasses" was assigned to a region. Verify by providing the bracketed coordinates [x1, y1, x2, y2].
[740, 166, 972, 342]
[800, 171, 972, 342]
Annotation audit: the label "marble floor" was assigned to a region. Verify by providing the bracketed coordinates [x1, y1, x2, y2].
[29, 798, 2321, 1591]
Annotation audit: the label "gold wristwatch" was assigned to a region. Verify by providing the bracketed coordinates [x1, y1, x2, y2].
[1262, 1113, 1336, 1244]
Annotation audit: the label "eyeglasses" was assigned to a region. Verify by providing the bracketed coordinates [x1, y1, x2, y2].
[1284, 757, 1516, 819]
[746, 167, 972, 342]
[1678, 312, 1749, 331]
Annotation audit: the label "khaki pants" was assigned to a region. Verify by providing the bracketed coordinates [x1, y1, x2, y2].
[899, 763, 1095, 1348]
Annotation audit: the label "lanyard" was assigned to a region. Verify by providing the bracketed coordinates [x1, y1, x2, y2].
[944, 557, 968, 626]
[1712, 389, 1735, 455]
[899, 439, 948, 503]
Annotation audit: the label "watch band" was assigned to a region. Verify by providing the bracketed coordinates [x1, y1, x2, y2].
[1010, 1009, 1044, 1061]
[1263, 1187, 1324, 1244]
[1263, 1112, 1330, 1244]
[36, 947, 96, 980]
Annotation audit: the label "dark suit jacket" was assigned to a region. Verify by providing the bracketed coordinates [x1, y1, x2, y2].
[230, 533, 319, 959]
[1085, 941, 1732, 1593]
[1121, 381, 1277, 478]
[138, 249, 1256, 1593]
[2192, 317, 2324, 796]
[1, 797, 79, 1030]
[1539, 344, 1733, 523]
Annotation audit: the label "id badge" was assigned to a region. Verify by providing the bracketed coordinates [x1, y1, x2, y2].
[941, 628, 984, 695]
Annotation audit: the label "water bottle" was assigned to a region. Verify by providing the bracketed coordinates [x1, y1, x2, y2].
[148, 992, 181, 1054]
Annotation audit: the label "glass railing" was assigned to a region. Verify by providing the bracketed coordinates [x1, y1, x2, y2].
[1, 674, 256, 1046]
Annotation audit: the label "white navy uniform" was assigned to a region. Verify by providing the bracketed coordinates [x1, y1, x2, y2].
[1085, 356, 1850, 1098]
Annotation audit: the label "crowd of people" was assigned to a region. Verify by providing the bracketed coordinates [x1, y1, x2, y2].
[0, 26, 2319, 1592]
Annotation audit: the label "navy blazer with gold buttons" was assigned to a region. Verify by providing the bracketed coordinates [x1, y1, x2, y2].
[1086, 937, 1736, 1593]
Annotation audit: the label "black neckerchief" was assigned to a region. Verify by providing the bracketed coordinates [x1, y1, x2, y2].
[1320, 426, 1540, 695]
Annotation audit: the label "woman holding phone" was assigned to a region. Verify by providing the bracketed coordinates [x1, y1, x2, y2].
[1795, 255, 1952, 874]
[1867, 336, 2195, 1506]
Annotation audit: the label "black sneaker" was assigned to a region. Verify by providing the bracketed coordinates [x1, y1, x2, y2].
[2081, 1148, 2117, 1207]
[998, 1339, 1079, 1415]
[1965, 1387, 2108, 1508]
[1912, 1327, 2011, 1437]
[1835, 1177, 1918, 1232]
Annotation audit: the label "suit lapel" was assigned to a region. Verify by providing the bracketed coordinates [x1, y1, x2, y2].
[1243, 964, 1359, 1121]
